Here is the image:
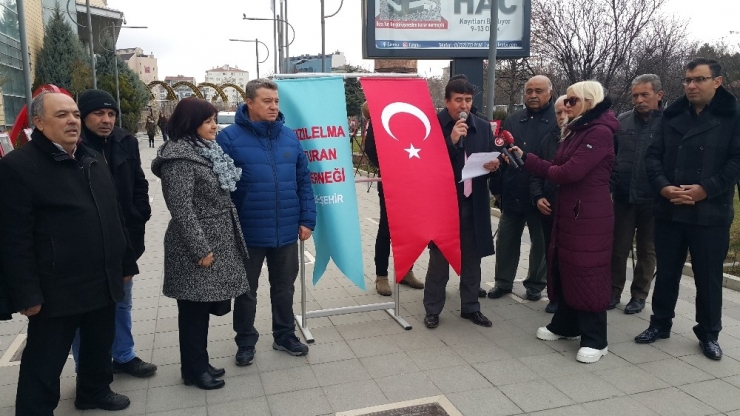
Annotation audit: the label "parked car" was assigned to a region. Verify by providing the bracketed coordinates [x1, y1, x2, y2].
[217, 111, 236, 132]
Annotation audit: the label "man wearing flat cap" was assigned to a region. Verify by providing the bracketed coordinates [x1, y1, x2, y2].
[71, 89, 156, 378]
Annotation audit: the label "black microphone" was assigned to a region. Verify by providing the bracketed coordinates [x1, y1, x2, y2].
[458, 111, 468, 147]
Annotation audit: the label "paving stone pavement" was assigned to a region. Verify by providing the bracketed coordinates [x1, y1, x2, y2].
[3, 137, 740, 415]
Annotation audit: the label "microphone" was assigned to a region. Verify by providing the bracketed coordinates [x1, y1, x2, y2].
[458, 111, 468, 146]
[498, 130, 525, 168]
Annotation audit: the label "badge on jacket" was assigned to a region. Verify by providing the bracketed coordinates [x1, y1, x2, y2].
[586, 144, 593, 149]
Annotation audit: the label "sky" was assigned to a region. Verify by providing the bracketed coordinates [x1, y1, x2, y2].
[105, 0, 740, 83]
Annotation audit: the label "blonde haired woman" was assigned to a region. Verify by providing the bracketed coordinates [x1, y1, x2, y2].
[511, 81, 618, 363]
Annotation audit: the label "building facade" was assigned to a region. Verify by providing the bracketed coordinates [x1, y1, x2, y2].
[118, 47, 157, 85]
[204, 64, 248, 107]
[163, 75, 197, 101]
[287, 51, 346, 73]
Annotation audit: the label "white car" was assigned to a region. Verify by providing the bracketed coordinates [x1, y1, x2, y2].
[217, 111, 236, 132]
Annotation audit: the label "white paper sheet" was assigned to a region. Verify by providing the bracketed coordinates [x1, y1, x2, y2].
[460, 152, 501, 181]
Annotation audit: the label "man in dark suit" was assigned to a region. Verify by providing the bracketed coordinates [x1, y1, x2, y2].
[636, 58, 740, 360]
[423, 75, 499, 329]
[0, 92, 138, 413]
[67, 89, 156, 378]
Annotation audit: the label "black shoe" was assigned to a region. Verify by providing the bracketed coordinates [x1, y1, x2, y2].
[182, 364, 226, 381]
[75, 391, 130, 411]
[624, 298, 646, 314]
[273, 334, 309, 356]
[424, 314, 439, 329]
[634, 327, 670, 344]
[112, 357, 157, 378]
[487, 287, 512, 299]
[478, 287, 487, 298]
[525, 288, 543, 301]
[461, 311, 492, 327]
[699, 340, 722, 360]
[208, 364, 225, 378]
[183, 371, 225, 390]
[545, 302, 558, 314]
[608, 294, 620, 310]
[235, 345, 255, 366]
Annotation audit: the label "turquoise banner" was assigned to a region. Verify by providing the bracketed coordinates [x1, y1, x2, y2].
[276, 77, 366, 289]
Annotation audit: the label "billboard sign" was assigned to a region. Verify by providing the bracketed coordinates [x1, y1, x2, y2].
[363, 0, 531, 59]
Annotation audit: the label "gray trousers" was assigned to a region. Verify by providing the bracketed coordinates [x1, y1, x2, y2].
[423, 199, 481, 315]
[493, 209, 547, 292]
[611, 200, 656, 300]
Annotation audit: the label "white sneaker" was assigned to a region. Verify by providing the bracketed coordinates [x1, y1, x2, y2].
[536, 327, 580, 341]
[576, 346, 608, 363]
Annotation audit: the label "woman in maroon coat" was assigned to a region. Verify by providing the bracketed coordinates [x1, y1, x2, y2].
[510, 80, 618, 363]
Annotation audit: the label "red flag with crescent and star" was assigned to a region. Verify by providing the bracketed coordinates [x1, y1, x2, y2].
[360, 78, 461, 281]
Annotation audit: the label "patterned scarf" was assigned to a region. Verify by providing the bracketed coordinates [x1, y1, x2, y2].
[196, 141, 241, 192]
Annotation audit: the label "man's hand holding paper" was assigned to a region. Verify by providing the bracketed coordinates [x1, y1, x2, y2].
[460, 152, 501, 181]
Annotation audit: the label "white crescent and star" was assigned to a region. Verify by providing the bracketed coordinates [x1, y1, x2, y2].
[380, 102, 430, 160]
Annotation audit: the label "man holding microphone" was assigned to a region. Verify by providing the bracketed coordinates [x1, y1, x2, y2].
[423, 75, 500, 329]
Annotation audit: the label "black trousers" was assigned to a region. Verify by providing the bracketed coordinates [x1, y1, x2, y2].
[233, 243, 298, 347]
[16, 303, 115, 416]
[650, 219, 728, 342]
[375, 183, 413, 277]
[540, 213, 556, 301]
[423, 199, 481, 315]
[147, 134, 154, 147]
[547, 257, 608, 349]
[177, 299, 211, 378]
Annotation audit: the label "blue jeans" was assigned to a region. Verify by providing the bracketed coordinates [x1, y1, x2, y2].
[72, 279, 136, 368]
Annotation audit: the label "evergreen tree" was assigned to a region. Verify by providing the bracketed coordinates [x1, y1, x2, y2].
[96, 33, 150, 134]
[33, 1, 88, 94]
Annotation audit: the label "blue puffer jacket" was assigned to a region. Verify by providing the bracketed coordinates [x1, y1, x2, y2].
[216, 105, 316, 248]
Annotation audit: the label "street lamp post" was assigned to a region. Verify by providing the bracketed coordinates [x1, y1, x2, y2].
[229, 38, 270, 79]
[104, 25, 147, 127]
[320, 0, 344, 73]
[243, 14, 296, 74]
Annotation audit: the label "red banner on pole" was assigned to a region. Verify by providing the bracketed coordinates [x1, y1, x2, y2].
[360, 78, 461, 281]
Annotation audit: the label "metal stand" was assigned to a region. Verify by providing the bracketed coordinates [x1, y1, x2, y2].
[294, 178, 412, 344]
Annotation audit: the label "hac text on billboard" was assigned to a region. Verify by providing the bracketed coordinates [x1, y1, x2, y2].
[362, 0, 531, 60]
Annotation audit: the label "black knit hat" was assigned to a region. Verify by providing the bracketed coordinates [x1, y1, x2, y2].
[78, 89, 120, 120]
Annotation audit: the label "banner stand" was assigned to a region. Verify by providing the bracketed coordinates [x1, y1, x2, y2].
[294, 177, 413, 344]
[275, 73, 420, 343]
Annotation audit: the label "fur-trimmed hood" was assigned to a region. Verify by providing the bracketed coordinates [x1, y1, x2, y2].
[567, 96, 619, 133]
[663, 85, 739, 119]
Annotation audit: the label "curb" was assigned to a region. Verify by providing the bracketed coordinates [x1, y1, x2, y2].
[682, 263, 740, 292]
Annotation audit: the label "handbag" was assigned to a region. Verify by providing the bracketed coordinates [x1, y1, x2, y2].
[209, 299, 232, 316]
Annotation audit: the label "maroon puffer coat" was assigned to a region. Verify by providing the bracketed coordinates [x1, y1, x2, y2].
[524, 98, 618, 312]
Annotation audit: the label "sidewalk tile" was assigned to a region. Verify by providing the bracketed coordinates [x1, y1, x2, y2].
[680, 379, 740, 413]
[632, 387, 717, 416]
[499, 379, 575, 413]
[447, 387, 522, 416]
[322, 379, 387, 412]
[266, 387, 332, 416]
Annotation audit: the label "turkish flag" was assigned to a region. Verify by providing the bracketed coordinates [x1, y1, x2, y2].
[361, 78, 461, 281]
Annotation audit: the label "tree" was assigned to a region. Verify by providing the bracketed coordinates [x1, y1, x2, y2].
[33, 1, 89, 95]
[531, 0, 692, 112]
[96, 33, 150, 134]
[337, 64, 369, 118]
[426, 75, 448, 110]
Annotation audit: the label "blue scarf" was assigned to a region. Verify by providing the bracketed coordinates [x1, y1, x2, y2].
[196, 141, 241, 192]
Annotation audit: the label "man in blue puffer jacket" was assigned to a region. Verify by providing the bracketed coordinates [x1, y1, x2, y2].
[217, 78, 316, 366]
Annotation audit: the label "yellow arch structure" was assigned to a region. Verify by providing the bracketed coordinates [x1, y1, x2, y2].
[147, 80, 177, 101]
[220, 83, 247, 102]
[197, 82, 228, 102]
[170, 81, 204, 99]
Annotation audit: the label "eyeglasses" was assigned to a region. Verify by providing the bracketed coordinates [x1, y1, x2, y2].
[682, 76, 715, 85]
[563, 97, 580, 106]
